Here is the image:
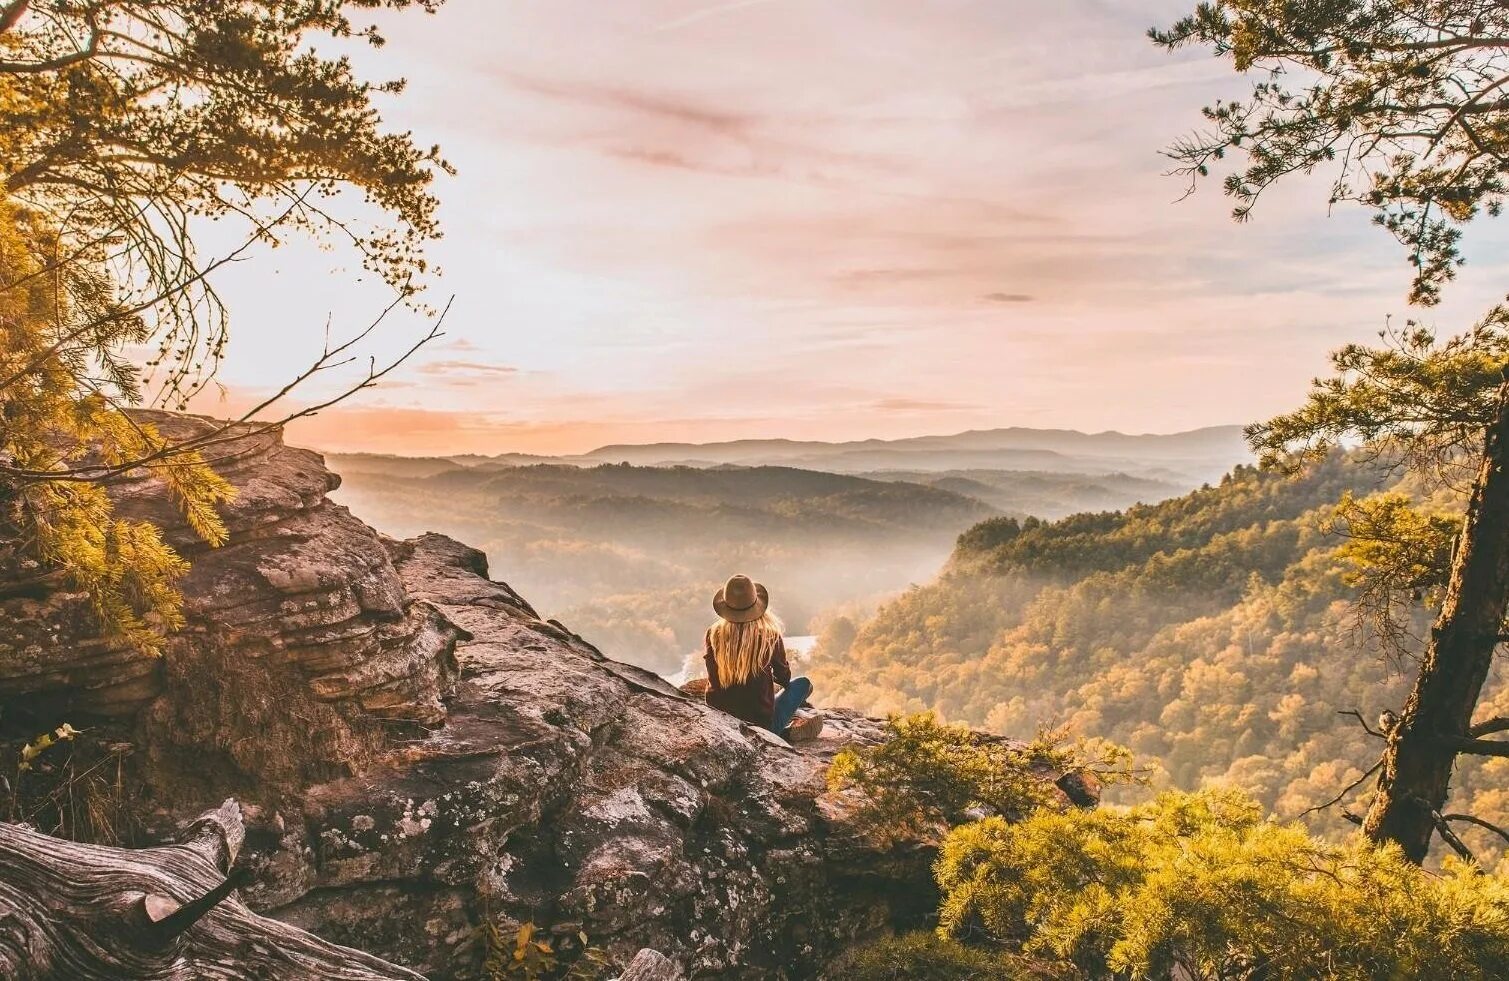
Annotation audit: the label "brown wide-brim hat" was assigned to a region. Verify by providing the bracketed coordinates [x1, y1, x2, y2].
[713, 574, 768, 624]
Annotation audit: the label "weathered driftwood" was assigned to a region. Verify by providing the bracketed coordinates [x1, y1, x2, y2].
[0, 799, 425, 981]
[617, 947, 681, 981]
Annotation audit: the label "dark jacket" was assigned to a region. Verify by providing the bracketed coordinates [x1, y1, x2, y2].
[704, 632, 790, 728]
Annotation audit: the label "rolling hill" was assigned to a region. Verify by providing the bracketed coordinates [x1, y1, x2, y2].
[323, 425, 1243, 676]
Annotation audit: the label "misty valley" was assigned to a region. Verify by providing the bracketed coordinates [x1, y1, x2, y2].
[327, 426, 1248, 676]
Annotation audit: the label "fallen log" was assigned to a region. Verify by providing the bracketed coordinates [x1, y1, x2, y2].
[0, 799, 426, 980]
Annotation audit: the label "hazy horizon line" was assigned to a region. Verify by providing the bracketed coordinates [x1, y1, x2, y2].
[307, 417, 1253, 460]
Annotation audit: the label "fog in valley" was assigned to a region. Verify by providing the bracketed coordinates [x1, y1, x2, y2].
[328, 425, 1250, 676]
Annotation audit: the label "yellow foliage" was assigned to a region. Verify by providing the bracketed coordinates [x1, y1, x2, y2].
[1, 201, 233, 653]
[480, 918, 609, 981]
[937, 787, 1509, 980]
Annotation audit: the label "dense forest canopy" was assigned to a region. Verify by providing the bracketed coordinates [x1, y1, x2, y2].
[812, 451, 1509, 871]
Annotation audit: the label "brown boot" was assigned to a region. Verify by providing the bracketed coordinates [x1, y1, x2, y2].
[785, 711, 825, 743]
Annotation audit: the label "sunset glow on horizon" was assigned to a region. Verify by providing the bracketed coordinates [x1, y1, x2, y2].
[198, 0, 1509, 457]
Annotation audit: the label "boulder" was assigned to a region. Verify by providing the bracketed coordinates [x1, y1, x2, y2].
[1, 412, 463, 804]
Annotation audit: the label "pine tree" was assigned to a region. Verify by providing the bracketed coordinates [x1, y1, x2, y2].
[1157, 0, 1509, 863]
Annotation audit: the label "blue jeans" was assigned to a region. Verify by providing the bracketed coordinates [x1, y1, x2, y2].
[771, 677, 813, 734]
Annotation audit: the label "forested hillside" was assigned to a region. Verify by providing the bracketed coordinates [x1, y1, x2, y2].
[812, 453, 1509, 869]
[331, 462, 997, 673]
[858, 469, 1183, 519]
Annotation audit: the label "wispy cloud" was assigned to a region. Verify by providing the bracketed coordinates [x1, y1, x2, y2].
[501, 72, 758, 135]
[417, 360, 520, 377]
[651, 0, 784, 34]
[871, 398, 982, 413]
[606, 145, 784, 180]
[837, 268, 955, 286]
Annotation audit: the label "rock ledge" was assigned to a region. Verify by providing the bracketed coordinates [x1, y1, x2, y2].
[0, 416, 1084, 979]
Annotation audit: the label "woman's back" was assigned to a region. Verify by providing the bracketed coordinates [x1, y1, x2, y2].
[704, 614, 790, 727]
[702, 573, 819, 739]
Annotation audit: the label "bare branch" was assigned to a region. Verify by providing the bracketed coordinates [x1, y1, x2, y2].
[1441, 812, 1509, 845]
[1431, 734, 1509, 757]
[1432, 810, 1478, 864]
[1467, 716, 1509, 737]
[0, 188, 315, 395]
[1301, 758, 1384, 818]
[0, 297, 450, 486]
[1338, 709, 1387, 739]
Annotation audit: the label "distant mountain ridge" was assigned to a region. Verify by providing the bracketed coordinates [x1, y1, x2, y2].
[325, 425, 1250, 676]
[581, 424, 1248, 466]
[330, 424, 1253, 486]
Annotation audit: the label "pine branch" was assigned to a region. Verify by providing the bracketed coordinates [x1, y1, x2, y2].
[1301, 758, 1383, 817]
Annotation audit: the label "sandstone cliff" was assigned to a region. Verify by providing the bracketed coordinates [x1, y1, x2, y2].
[0, 414, 1084, 979]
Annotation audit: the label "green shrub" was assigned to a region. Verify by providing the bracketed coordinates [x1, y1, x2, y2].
[827, 712, 1137, 842]
[936, 787, 1509, 980]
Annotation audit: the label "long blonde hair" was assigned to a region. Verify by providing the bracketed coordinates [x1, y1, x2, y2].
[708, 611, 784, 686]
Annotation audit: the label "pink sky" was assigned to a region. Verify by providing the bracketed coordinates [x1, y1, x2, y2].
[196, 0, 1509, 456]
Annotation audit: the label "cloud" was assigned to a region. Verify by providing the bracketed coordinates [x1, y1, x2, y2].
[406, 360, 524, 390]
[500, 72, 758, 136]
[838, 268, 955, 286]
[416, 360, 520, 377]
[871, 398, 982, 413]
[606, 145, 784, 180]
[208, 0, 1494, 453]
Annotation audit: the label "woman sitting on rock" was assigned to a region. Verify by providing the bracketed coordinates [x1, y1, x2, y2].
[704, 574, 823, 741]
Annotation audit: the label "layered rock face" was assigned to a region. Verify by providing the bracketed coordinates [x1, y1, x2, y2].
[0, 412, 461, 803]
[0, 415, 1085, 979]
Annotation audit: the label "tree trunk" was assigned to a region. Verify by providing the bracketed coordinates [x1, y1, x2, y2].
[1362, 380, 1509, 863]
[0, 799, 426, 980]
